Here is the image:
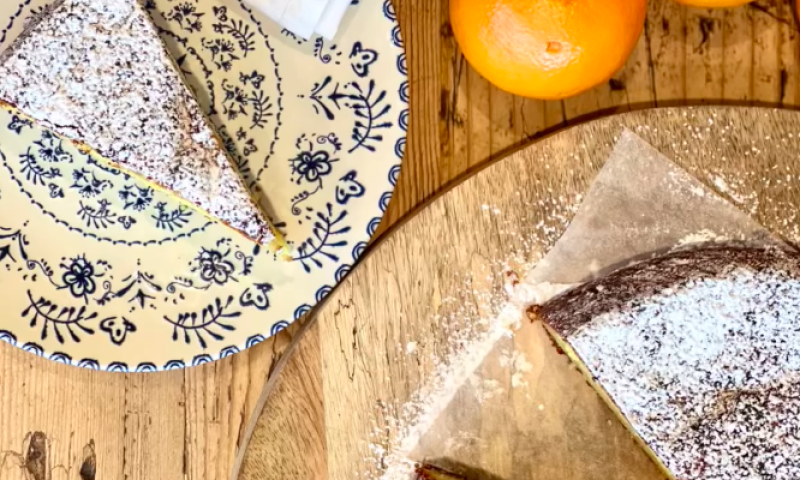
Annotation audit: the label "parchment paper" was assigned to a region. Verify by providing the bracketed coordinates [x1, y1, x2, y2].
[409, 130, 781, 478]
[529, 129, 777, 287]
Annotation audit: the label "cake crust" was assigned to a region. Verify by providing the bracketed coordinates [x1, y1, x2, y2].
[540, 246, 800, 337]
[0, 0, 276, 245]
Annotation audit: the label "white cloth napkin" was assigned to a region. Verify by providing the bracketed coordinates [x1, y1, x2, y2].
[314, 0, 351, 40]
[246, 0, 352, 40]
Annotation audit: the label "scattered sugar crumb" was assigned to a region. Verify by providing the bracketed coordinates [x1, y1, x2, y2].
[712, 175, 730, 194]
[443, 431, 486, 454]
[511, 373, 527, 389]
[688, 185, 707, 198]
[676, 229, 729, 247]
[502, 351, 533, 389]
[361, 194, 585, 480]
[709, 174, 759, 213]
[476, 379, 504, 402]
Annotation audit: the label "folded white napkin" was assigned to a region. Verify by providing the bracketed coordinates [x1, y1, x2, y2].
[315, 0, 351, 40]
[246, 0, 352, 40]
[247, 0, 291, 21]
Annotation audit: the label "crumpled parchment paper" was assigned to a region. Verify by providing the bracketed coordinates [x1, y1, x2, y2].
[409, 129, 782, 477]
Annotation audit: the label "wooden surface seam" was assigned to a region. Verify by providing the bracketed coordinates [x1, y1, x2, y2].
[2, 1, 800, 479]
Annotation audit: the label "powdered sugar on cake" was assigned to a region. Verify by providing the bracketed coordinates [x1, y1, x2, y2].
[546, 247, 800, 479]
[0, 0, 273, 244]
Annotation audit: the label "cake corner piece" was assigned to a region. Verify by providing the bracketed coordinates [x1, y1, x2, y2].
[0, 0, 283, 248]
[532, 246, 800, 480]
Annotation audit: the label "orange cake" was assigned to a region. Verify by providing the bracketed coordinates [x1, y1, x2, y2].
[534, 246, 800, 480]
[0, 0, 280, 246]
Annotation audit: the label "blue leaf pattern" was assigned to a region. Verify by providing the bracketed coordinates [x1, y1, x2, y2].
[294, 203, 351, 272]
[0, 0, 406, 370]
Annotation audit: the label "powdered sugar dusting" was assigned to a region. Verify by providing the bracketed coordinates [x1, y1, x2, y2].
[370, 302, 521, 480]
[559, 248, 800, 479]
[500, 350, 533, 389]
[358, 198, 583, 480]
[357, 120, 795, 479]
[676, 229, 729, 247]
[710, 174, 759, 213]
[469, 377, 504, 403]
[0, 0, 273, 243]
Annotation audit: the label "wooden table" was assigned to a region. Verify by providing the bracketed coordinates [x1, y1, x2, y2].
[0, 1, 797, 479]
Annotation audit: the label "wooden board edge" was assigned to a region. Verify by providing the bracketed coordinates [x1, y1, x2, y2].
[229, 104, 790, 480]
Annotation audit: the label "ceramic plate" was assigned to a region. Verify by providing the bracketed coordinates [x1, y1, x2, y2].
[0, 0, 406, 371]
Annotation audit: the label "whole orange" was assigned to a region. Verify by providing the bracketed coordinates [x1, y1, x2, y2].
[450, 0, 647, 100]
[672, 0, 749, 6]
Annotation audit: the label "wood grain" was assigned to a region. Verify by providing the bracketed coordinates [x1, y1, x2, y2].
[239, 1, 800, 479]
[248, 107, 800, 480]
[1, 1, 799, 480]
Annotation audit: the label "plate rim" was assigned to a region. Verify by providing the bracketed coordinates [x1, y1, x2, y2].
[0, 0, 408, 372]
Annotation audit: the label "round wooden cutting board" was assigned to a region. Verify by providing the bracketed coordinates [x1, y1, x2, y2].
[237, 106, 800, 480]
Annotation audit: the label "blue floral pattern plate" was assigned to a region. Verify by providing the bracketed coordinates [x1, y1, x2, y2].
[0, 0, 406, 371]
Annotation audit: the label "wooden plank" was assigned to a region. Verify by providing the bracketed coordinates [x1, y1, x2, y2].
[449, 24, 470, 182]
[180, 328, 294, 480]
[751, 1, 781, 104]
[648, 0, 686, 103]
[7, 2, 800, 480]
[623, 30, 658, 107]
[125, 373, 185, 480]
[236, 321, 326, 480]
[778, 0, 800, 106]
[490, 87, 517, 156]
[722, 5, 754, 101]
[467, 68, 492, 169]
[685, 7, 724, 102]
[0, 347, 129, 480]
[310, 107, 800, 480]
[383, 0, 443, 227]
[514, 98, 546, 144]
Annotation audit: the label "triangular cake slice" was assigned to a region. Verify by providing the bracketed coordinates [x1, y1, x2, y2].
[531, 247, 800, 480]
[0, 0, 279, 246]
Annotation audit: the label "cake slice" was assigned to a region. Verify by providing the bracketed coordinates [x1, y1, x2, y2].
[0, 0, 280, 247]
[531, 246, 800, 480]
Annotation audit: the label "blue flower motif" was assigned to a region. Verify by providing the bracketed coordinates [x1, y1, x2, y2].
[175, 3, 199, 18]
[290, 150, 338, 186]
[8, 115, 32, 134]
[119, 185, 154, 211]
[240, 283, 273, 311]
[196, 249, 235, 285]
[71, 168, 111, 198]
[48, 184, 64, 199]
[243, 139, 257, 157]
[221, 80, 250, 120]
[240, 70, 265, 89]
[118, 216, 137, 230]
[34, 132, 71, 163]
[203, 39, 239, 71]
[335, 170, 366, 205]
[350, 42, 378, 78]
[212, 6, 228, 22]
[165, 2, 204, 33]
[213, 39, 236, 55]
[60, 256, 97, 301]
